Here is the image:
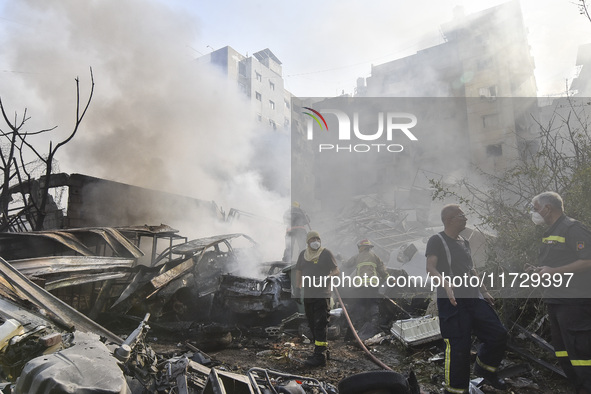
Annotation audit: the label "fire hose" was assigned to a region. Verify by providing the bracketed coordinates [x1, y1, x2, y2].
[333, 288, 393, 371]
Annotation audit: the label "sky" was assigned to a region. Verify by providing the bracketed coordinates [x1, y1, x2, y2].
[2, 1, 590, 98]
[0, 0, 590, 259]
[190, 0, 591, 98]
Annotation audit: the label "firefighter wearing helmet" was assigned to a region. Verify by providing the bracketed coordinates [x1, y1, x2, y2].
[343, 239, 390, 341]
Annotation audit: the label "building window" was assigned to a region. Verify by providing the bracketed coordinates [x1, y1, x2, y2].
[256, 72, 262, 82]
[479, 85, 497, 100]
[284, 100, 290, 109]
[269, 100, 275, 110]
[486, 144, 503, 157]
[238, 62, 246, 77]
[255, 92, 262, 101]
[269, 81, 275, 91]
[257, 114, 262, 122]
[269, 119, 276, 129]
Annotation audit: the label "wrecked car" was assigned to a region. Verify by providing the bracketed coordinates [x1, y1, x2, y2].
[110, 233, 291, 321]
[0, 255, 344, 394]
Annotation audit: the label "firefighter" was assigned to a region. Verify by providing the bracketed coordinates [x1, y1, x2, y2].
[282, 201, 311, 262]
[426, 204, 507, 393]
[527, 191, 591, 394]
[343, 239, 389, 340]
[293, 231, 339, 367]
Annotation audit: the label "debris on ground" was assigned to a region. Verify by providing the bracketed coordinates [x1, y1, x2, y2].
[0, 220, 576, 393]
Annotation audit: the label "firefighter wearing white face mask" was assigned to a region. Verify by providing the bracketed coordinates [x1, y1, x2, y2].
[527, 191, 591, 394]
[294, 231, 339, 367]
[531, 209, 547, 226]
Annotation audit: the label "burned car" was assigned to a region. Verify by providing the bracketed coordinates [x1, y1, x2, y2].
[0, 228, 299, 346]
[110, 233, 296, 327]
[0, 256, 342, 394]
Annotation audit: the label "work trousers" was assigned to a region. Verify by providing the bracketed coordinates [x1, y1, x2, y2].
[304, 298, 330, 353]
[437, 298, 507, 393]
[547, 302, 591, 393]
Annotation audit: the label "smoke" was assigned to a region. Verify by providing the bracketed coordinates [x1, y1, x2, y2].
[0, 0, 289, 262]
[291, 2, 552, 262]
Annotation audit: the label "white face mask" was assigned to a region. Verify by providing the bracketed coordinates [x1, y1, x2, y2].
[309, 241, 321, 250]
[531, 211, 546, 226]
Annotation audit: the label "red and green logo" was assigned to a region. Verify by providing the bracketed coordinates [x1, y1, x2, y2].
[303, 107, 328, 131]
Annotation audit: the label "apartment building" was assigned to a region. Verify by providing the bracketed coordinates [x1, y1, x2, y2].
[356, 1, 539, 174]
[202, 46, 293, 132]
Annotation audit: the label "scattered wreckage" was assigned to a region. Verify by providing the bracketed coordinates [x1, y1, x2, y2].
[0, 223, 427, 393]
[0, 253, 421, 393]
[0, 223, 572, 393]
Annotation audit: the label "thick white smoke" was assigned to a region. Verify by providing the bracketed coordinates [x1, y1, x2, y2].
[0, 0, 290, 263]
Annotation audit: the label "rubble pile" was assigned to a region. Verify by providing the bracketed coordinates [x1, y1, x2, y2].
[0, 222, 576, 393]
[325, 195, 430, 263]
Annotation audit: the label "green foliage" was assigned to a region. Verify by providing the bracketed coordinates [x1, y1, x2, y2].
[430, 97, 591, 323]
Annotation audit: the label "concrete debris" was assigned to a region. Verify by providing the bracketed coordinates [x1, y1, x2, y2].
[0, 217, 573, 393]
[326, 194, 431, 263]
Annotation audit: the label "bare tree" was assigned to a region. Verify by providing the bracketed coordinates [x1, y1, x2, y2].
[579, 0, 591, 24]
[0, 68, 94, 231]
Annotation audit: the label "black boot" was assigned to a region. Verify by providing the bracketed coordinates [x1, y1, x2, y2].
[304, 345, 327, 367]
[474, 362, 507, 390]
[304, 352, 326, 367]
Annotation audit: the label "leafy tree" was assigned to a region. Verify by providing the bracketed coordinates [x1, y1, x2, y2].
[430, 96, 591, 327]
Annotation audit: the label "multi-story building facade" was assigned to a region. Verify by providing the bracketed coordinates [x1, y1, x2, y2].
[569, 43, 591, 96]
[356, 1, 539, 175]
[201, 46, 293, 132]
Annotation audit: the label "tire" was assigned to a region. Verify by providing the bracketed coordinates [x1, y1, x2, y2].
[337, 370, 410, 394]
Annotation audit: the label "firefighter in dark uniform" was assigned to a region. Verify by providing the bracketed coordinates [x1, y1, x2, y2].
[426, 204, 507, 393]
[527, 192, 591, 394]
[294, 231, 339, 367]
[343, 239, 389, 340]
